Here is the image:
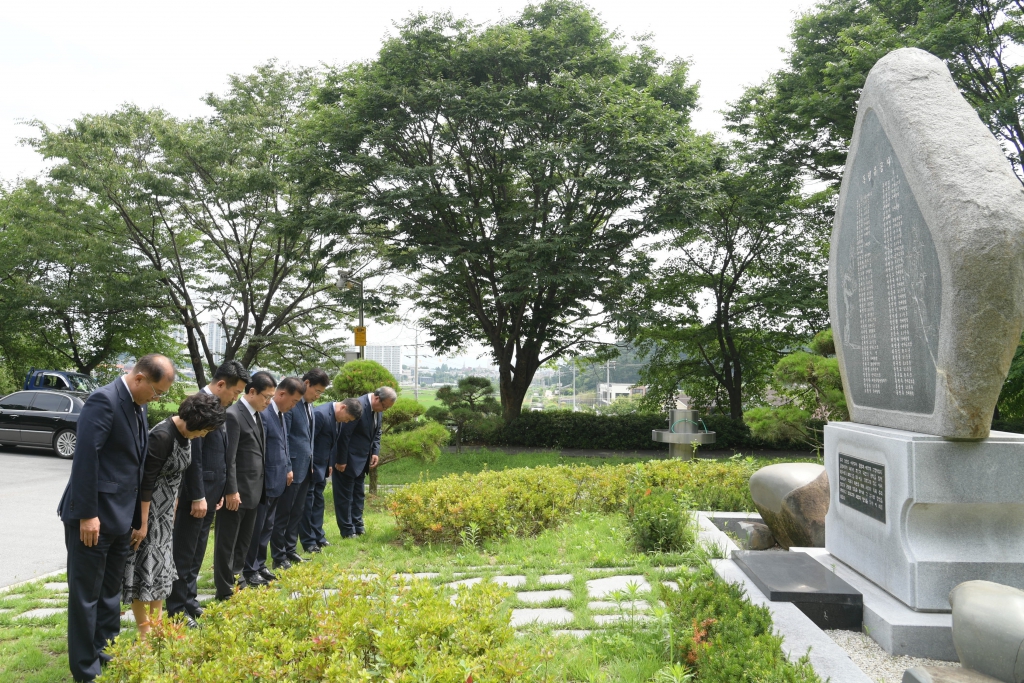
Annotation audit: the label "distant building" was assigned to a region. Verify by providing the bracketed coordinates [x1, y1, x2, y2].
[363, 345, 402, 378]
[206, 320, 228, 365]
[598, 382, 634, 405]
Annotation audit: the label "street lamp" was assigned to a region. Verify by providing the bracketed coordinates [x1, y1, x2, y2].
[337, 270, 365, 359]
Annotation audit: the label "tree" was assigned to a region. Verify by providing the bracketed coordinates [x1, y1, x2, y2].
[31, 63, 390, 386]
[426, 377, 501, 452]
[0, 180, 172, 375]
[313, 1, 700, 421]
[619, 135, 829, 419]
[735, 0, 1024, 187]
[328, 360, 399, 400]
[744, 329, 849, 452]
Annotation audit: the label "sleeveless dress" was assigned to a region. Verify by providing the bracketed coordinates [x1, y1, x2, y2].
[122, 419, 191, 603]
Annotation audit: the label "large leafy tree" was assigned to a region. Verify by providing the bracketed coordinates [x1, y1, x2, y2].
[312, 1, 700, 421]
[31, 63, 387, 386]
[0, 180, 171, 375]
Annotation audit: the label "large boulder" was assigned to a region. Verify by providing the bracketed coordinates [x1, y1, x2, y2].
[749, 463, 829, 549]
[949, 580, 1024, 683]
[903, 667, 1000, 683]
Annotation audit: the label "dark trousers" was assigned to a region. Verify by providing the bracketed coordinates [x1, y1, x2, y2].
[167, 481, 223, 616]
[300, 477, 328, 549]
[272, 476, 310, 562]
[65, 522, 131, 682]
[213, 505, 258, 599]
[244, 495, 279, 574]
[332, 469, 366, 537]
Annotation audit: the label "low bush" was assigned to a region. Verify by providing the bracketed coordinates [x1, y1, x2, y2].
[626, 486, 695, 553]
[496, 410, 670, 450]
[387, 458, 758, 544]
[665, 564, 821, 682]
[101, 564, 555, 682]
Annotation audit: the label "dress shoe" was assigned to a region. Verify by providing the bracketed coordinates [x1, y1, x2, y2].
[318, 540, 331, 548]
[272, 558, 292, 570]
[243, 572, 269, 587]
[286, 552, 306, 563]
[354, 527, 365, 536]
[259, 567, 277, 582]
[304, 545, 322, 554]
[190, 606, 204, 618]
[184, 616, 199, 630]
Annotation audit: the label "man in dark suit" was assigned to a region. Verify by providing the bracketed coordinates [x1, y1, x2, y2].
[273, 369, 330, 565]
[58, 354, 175, 682]
[300, 397, 362, 552]
[212, 371, 276, 600]
[244, 376, 303, 582]
[333, 386, 396, 538]
[166, 360, 250, 626]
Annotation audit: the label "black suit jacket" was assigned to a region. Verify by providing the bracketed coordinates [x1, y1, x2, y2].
[224, 398, 266, 510]
[181, 416, 230, 504]
[57, 379, 148, 536]
[311, 402, 341, 483]
[338, 394, 381, 479]
[261, 404, 291, 498]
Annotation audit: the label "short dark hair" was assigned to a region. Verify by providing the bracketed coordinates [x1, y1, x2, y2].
[302, 368, 331, 388]
[132, 354, 174, 383]
[279, 376, 305, 395]
[212, 360, 250, 387]
[178, 392, 226, 432]
[341, 397, 363, 420]
[247, 371, 277, 394]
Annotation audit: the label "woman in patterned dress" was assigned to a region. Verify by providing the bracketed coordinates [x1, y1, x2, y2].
[123, 392, 225, 636]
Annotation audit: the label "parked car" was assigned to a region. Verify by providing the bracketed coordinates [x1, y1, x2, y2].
[0, 390, 85, 458]
[23, 369, 100, 394]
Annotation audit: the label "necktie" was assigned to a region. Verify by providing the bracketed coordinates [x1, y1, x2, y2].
[256, 411, 264, 444]
[305, 402, 314, 447]
[135, 405, 146, 446]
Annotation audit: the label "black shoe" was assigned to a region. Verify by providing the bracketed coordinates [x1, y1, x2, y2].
[354, 528, 365, 536]
[244, 572, 269, 587]
[260, 567, 277, 582]
[272, 559, 292, 570]
[190, 606, 204, 618]
[318, 540, 331, 548]
[304, 545, 322, 554]
[286, 552, 306, 563]
[184, 616, 199, 630]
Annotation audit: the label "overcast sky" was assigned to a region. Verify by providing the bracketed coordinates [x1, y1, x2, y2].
[0, 0, 812, 368]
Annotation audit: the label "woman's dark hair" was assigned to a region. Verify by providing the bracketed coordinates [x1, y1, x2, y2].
[302, 368, 331, 388]
[178, 392, 226, 433]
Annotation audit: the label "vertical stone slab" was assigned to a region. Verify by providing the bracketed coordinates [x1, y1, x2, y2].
[828, 48, 1024, 438]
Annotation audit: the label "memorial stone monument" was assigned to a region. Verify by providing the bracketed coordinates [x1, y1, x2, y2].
[825, 48, 1024, 611]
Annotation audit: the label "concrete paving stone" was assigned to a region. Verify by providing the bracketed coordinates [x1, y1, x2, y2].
[588, 600, 653, 611]
[37, 598, 66, 605]
[592, 613, 653, 625]
[538, 574, 574, 586]
[43, 582, 69, 591]
[121, 612, 135, 623]
[510, 608, 574, 627]
[586, 576, 651, 598]
[585, 567, 635, 574]
[662, 581, 680, 591]
[0, 593, 25, 601]
[552, 629, 592, 638]
[0, 608, 12, 614]
[395, 572, 440, 581]
[15, 608, 65, 620]
[517, 590, 573, 604]
[446, 578, 483, 590]
[197, 594, 214, 603]
[493, 575, 526, 587]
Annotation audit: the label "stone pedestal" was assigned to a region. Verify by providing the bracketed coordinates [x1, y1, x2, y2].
[824, 422, 1024, 611]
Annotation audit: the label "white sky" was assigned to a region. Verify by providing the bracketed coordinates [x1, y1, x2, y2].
[0, 0, 812, 368]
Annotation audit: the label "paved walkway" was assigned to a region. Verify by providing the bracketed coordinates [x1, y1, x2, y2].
[0, 446, 71, 588]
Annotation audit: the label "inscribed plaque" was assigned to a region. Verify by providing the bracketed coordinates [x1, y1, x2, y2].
[837, 453, 886, 523]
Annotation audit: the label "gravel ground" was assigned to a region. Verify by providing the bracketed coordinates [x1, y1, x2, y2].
[826, 630, 960, 683]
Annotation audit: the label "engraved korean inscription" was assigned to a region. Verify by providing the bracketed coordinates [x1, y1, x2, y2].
[836, 109, 941, 414]
[838, 454, 886, 523]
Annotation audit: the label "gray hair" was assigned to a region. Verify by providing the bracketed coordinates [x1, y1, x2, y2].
[373, 386, 398, 402]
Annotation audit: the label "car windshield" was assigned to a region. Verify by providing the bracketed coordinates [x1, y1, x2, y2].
[67, 374, 100, 392]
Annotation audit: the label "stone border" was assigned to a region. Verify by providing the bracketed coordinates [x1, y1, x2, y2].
[0, 568, 65, 594]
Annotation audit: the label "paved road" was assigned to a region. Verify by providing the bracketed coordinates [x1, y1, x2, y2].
[0, 445, 71, 588]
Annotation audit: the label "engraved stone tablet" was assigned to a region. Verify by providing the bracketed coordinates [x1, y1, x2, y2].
[829, 48, 1024, 438]
[837, 453, 885, 523]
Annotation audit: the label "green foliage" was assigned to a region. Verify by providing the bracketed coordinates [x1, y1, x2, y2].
[998, 332, 1024, 418]
[427, 377, 501, 452]
[387, 459, 759, 544]
[329, 360, 398, 400]
[626, 487, 695, 553]
[380, 421, 450, 468]
[663, 564, 821, 681]
[744, 329, 847, 452]
[315, 0, 701, 421]
[100, 563, 555, 682]
[497, 410, 670, 451]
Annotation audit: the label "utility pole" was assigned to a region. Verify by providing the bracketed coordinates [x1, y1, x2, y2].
[572, 363, 576, 412]
[414, 328, 419, 401]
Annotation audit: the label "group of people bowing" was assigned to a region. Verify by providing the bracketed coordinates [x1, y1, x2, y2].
[56, 354, 397, 682]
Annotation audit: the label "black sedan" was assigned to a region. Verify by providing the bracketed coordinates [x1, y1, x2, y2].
[0, 390, 85, 458]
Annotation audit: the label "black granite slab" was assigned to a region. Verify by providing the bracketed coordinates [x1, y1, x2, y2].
[732, 550, 863, 630]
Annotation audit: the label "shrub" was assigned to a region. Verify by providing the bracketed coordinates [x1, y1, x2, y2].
[101, 563, 555, 682]
[329, 360, 398, 400]
[664, 564, 821, 682]
[626, 486, 695, 553]
[497, 410, 670, 450]
[387, 459, 758, 544]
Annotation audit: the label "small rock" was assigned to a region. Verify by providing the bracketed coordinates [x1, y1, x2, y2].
[737, 521, 776, 550]
[902, 666, 1001, 683]
[949, 580, 1024, 683]
[749, 463, 829, 549]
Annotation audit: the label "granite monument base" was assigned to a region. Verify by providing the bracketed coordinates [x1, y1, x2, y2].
[824, 422, 1024, 612]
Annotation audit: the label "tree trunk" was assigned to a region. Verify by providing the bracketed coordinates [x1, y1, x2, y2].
[368, 467, 378, 495]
